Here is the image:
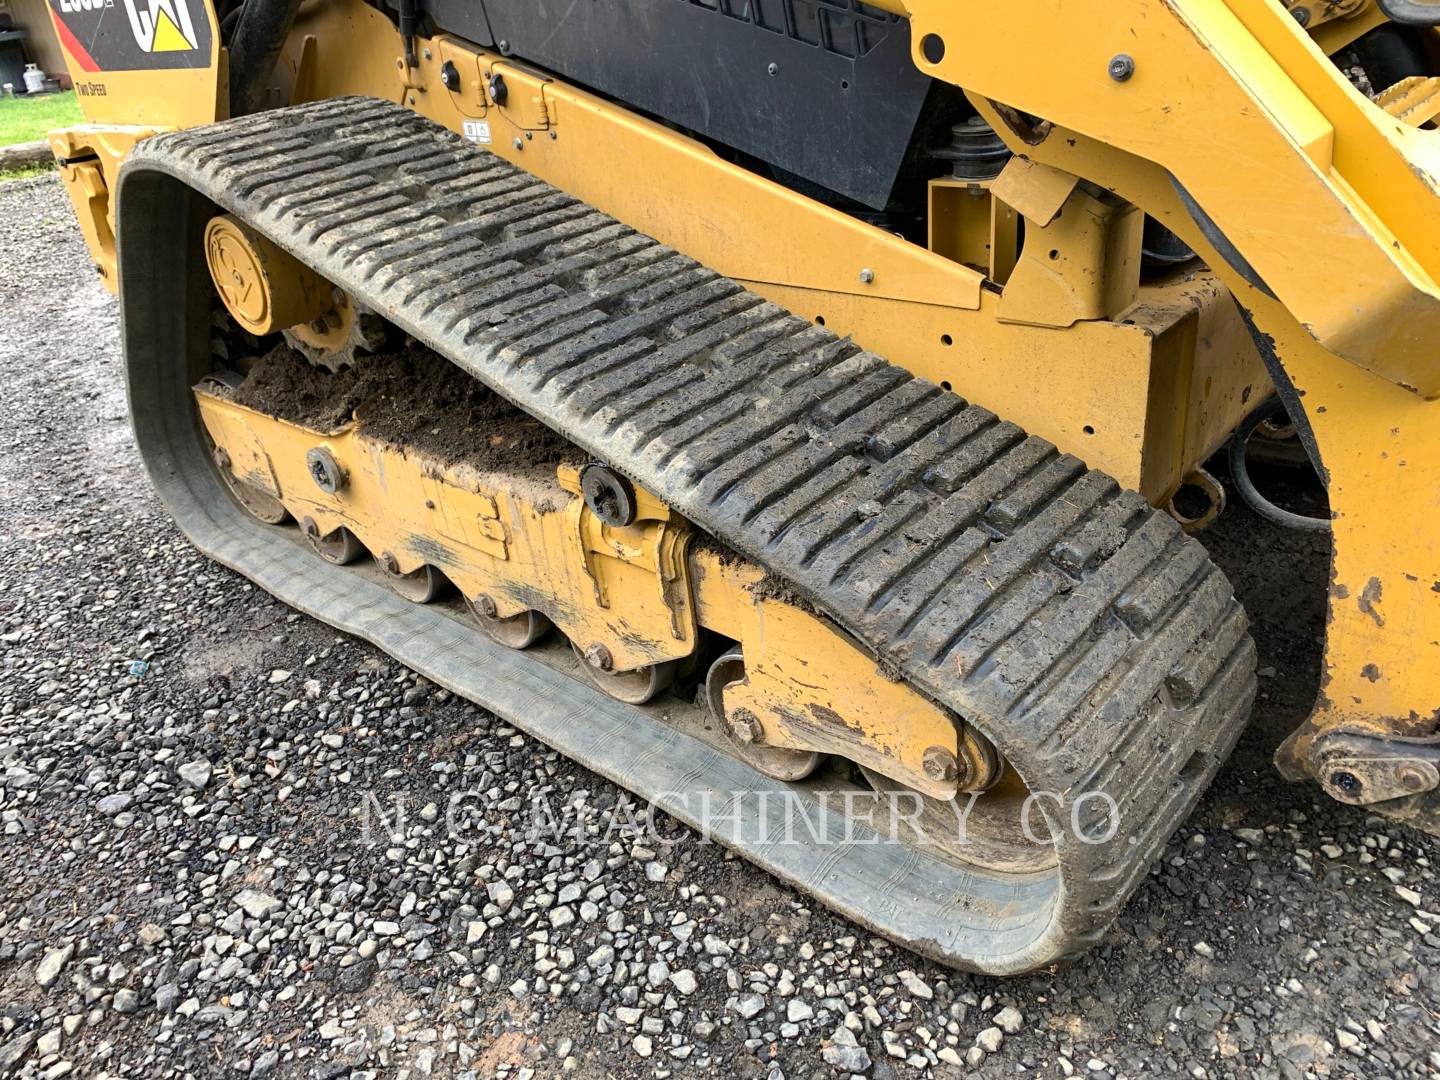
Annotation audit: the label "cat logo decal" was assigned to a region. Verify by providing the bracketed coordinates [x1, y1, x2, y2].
[122, 0, 200, 53]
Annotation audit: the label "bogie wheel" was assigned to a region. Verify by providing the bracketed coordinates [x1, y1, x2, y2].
[212, 445, 289, 525]
[303, 520, 366, 565]
[704, 649, 821, 782]
[469, 596, 551, 649]
[570, 639, 675, 705]
[378, 553, 446, 603]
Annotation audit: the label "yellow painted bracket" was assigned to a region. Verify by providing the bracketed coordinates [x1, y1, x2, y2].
[197, 392, 696, 672]
[50, 126, 162, 292]
[906, 0, 1440, 396]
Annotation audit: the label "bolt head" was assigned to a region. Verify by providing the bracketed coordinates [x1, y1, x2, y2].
[1397, 764, 1429, 793]
[1290, 5, 1310, 25]
[922, 746, 959, 783]
[380, 551, 401, 576]
[306, 447, 344, 494]
[1108, 53, 1135, 82]
[513, 137, 524, 151]
[584, 643, 613, 672]
[858, 268, 875, 284]
[1329, 769, 1361, 795]
[727, 709, 764, 746]
[472, 594, 497, 618]
[767, 62, 779, 76]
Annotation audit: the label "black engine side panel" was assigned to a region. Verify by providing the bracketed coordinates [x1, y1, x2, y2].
[421, 0, 933, 209]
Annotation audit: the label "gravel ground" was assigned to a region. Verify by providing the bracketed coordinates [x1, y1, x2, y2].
[0, 175, 1437, 1080]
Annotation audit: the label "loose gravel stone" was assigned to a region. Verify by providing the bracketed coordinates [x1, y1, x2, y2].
[176, 759, 212, 789]
[977, 1026, 1004, 1053]
[35, 944, 73, 988]
[994, 1004, 1024, 1034]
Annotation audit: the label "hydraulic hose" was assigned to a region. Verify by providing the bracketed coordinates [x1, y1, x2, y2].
[1227, 400, 1332, 533]
[1378, 0, 1440, 27]
[227, 0, 304, 116]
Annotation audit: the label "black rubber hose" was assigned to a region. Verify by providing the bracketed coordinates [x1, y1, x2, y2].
[398, 0, 418, 67]
[228, 0, 304, 116]
[1378, 0, 1440, 27]
[1227, 400, 1332, 533]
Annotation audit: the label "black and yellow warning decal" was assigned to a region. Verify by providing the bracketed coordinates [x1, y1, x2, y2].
[49, 0, 215, 73]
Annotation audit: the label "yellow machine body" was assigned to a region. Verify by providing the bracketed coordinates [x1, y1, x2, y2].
[46, 0, 1440, 833]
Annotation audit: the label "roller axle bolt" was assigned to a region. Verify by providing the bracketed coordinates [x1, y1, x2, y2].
[380, 551, 401, 576]
[923, 746, 961, 783]
[472, 594, 497, 618]
[1398, 764, 1429, 793]
[727, 709, 764, 746]
[584, 643, 613, 672]
[1329, 769, 1361, 795]
[306, 447, 345, 494]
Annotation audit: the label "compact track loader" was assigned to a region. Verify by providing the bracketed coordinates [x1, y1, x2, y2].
[39, 0, 1440, 973]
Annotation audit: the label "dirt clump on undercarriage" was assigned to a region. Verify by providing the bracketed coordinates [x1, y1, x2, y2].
[228, 342, 576, 475]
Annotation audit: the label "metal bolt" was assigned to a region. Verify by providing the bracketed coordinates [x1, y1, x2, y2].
[380, 551, 401, 576]
[727, 709, 765, 746]
[584, 643, 613, 672]
[1329, 769, 1361, 795]
[422, 47, 432, 60]
[212, 446, 231, 472]
[306, 447, 345, 494]
[922, 746, 960, 783]
[513, 137, 524, 151]
[1290, 5, 1311, 25]
[858, 268, 875, 284]
[471, 594, 497, 618]
[498, 39, 510, 52]
[1108, 53, 1135, 82]
[767, 62, 779, 76]
[1397, 764, 1429, 793]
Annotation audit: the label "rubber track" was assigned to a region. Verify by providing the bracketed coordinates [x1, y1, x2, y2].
[121, 97, 1256, 971]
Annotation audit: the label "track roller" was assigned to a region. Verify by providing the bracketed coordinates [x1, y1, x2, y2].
[571, 640, 675, 705]
[302, 518, 365, 565]
[469, 595, 551, 649]
[212, 445, 288, 525]
[705, 649, 822, 782]
[378, 552, 446, 603]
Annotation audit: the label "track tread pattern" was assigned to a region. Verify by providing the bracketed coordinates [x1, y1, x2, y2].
[130, 97, 1257, 967]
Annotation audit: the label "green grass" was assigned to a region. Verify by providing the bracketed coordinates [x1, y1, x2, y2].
[0, 162, 55, 182]
[0, 91, 83, 147]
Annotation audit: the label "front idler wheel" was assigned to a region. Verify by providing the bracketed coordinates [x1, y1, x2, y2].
[212, 445, 289, 525]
